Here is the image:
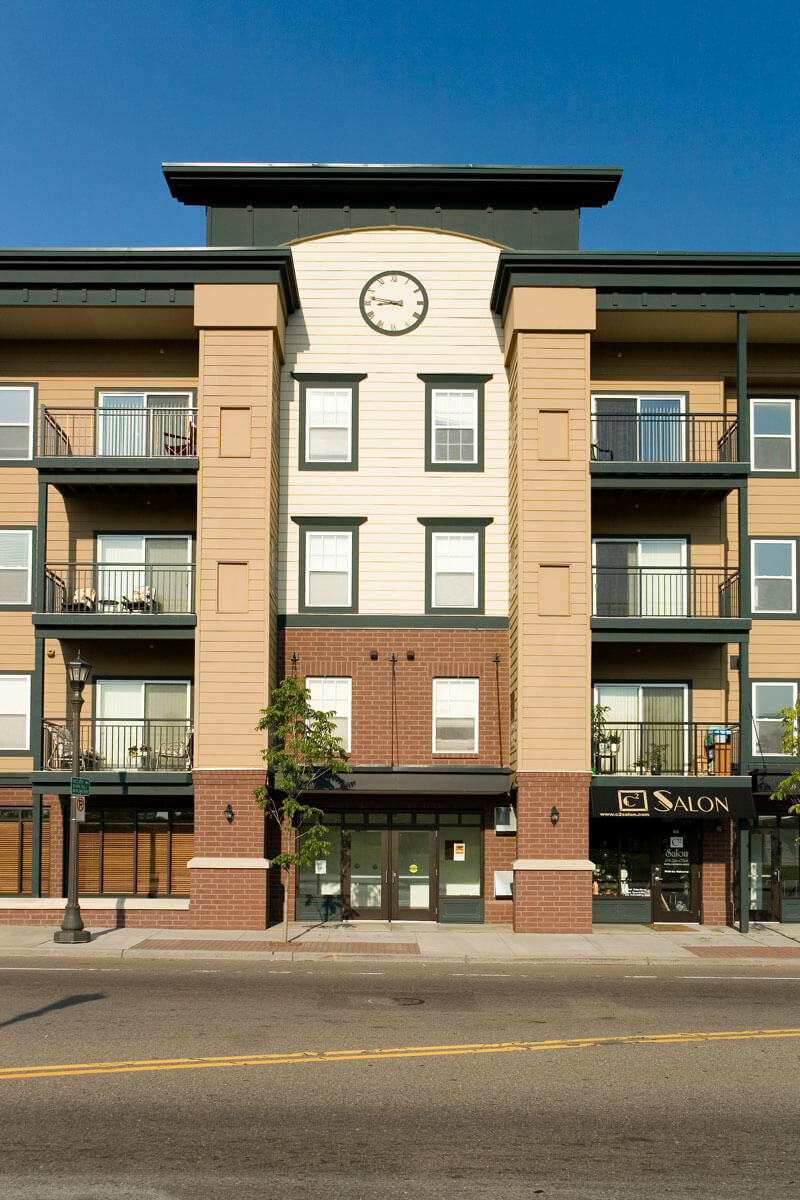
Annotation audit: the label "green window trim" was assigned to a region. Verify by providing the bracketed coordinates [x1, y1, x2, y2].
[419, 374, 491, 472]
[291, 516, 367, 615]
[0, 526, 35, 611]
[750, 536, 799, 619]
[293, 373, 366, 472]
[749, 396, 799, 476]
[418, 517, 492, 615]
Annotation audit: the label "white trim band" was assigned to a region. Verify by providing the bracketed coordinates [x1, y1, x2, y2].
[513, 859, 595, 872]
[0, 897, 190, 911]
[187, 857, 271, 871]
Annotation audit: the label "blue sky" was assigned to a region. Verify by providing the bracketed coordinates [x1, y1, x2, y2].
[3, 1, 800, 252]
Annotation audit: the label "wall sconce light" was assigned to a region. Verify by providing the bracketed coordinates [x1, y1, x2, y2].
[492, 653, 501, 664]
[370, 649, 378, 661]
[406, 650, 415, 661]
[290, 652, 299, 664]
[389, 652, 398, 664]
[550, 806, 560, 826]
[224, 804, 234, 823]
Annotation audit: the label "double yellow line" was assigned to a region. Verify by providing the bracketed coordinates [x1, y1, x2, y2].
[2, 1027, 800, 1082]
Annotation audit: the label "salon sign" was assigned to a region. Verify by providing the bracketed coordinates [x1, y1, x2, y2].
[590, 782, 754, 820]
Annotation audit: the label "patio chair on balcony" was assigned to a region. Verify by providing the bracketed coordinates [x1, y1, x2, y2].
[63, 587, 96, 613]
[156, 728, 193, 770]
[163, 421, 196, 456]
[591, 443, 614, 461]
[122, 585, 158, 613]
[44, 722, 101, 770]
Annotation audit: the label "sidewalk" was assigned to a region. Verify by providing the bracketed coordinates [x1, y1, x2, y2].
[2, 920, 800, 963]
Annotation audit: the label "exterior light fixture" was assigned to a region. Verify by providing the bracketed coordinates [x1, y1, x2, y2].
[369, 650, 378, 660]
[224, 804, 234, 823]
[54, 652, 92, 944]
[406, 650, 415, 661]
[550, 806, 560, 826]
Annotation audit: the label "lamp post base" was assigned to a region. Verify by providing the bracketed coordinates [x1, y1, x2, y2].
[54, 928, 91, 944]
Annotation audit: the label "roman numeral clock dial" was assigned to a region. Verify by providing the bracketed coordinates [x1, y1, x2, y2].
[359, 271, 429, 335]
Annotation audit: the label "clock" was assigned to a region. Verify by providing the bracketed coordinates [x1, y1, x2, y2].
[359, 271, 428, 335]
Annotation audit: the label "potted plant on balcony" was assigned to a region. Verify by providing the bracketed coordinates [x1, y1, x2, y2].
[649, 743, 668, 775]
[632, 753, 649, 775]
[591, 703, 611, 769]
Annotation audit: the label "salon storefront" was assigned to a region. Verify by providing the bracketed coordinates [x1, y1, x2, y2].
[590, 778, 756, 924]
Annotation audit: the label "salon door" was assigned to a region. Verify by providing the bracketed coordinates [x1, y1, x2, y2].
[651, 824, 701, 921]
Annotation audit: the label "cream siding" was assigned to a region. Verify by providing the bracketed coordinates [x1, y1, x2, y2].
[281, 230, 508, 616]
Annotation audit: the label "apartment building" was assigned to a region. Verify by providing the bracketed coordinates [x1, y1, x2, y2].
[0, 162, 798, 932]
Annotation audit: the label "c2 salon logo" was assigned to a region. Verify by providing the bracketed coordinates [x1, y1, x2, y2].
[617, 789, 649, 813]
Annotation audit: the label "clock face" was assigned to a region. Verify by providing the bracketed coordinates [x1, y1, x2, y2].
[359, 271, 428, 335]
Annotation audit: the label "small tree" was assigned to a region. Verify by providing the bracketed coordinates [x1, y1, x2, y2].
[770, 701, 800, 819]
[254, 676, 350, 941]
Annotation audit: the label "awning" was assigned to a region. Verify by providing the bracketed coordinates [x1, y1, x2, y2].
[590, 778, 755, 820]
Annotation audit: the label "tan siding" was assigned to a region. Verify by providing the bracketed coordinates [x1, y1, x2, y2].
[512, 326, 591, 773]
[194, 316, 280, 767]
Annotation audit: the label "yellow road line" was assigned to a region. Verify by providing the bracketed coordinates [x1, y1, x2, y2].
[1, 1027, 800, 1082]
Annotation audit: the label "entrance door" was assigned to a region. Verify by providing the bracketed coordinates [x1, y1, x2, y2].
[342, 828, 437, 920]
[651, 824, 701, 921]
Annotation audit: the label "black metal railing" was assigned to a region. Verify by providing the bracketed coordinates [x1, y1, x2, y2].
[43, 563, 195, 615]
[39, 407, 197, 458]
[591, 414, 738, 463]
[43, 719, 193, 772]
[592, 722, 740, 776]
[592, 567, 739, 618]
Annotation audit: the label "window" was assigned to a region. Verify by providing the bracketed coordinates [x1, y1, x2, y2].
[0, 675, 31, 751]
[296, 374, 364, 470]
[293, 517, 365, 613]
[420, 374, 490, 471]
[593, 683, 688, 773]
[77, 807, 193, 896]
[0, 808, 50, 896]
[433, 678, 478, 753]
[306, 677, 352, 752]
[753, 682, 797, 755]
[98, 390, 193, 457]
[97, 534, 193, 613]
[752, 540, 796, 614]
[419, 518, 491, 614]
[0, 530, 32, 605]
[751, 398, 795, 472]
[593, 538, 687, 617]
[0, 385, 34, 460]
[592, 393, 685, 462]
[94, 679, 192, 770]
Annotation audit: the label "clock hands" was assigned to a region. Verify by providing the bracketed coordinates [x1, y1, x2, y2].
[372, 297, 404, 306]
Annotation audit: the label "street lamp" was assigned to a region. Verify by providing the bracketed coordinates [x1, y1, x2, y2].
[54, 652, 92, 944]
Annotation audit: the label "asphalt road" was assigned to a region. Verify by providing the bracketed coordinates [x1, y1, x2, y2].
[0, 957, 798, 1199]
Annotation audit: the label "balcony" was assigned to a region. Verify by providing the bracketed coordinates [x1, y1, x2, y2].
[35, 563, 196, 638]
[591, 566, 748, 640]
[590, 413, 745, 484]
[37, 407, 197, 472]
[592, 722, 740, 777]
[42, 719, 193, 773]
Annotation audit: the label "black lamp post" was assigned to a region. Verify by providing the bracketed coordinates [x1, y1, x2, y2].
[54, 652, 92, 944]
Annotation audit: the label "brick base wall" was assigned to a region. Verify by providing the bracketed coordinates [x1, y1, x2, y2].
[701, 820, 735, 925]
[188, 867, 269, 929]
[513, 771, 592, 932]
[0, 908, 194, 929]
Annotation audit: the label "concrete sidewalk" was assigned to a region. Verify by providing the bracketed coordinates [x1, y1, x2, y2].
[2, 920, 800, 963]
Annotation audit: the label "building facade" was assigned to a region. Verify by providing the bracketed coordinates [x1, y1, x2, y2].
[0, 162, 798, 931]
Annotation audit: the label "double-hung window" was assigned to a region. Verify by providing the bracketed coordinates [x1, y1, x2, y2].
[295, 374, 364, 470]
[433, 678, 478, 753]
[419, 518, 491, 614]
[0, 530, 32, 606]
[306, 677, 352, 752]
[420, 374, 490, 471]
[753, 682, 797, 755]
[0, 675, 31, 751]
[751, 398, 795, 472]
[293, 517, 365, 613]
[752, 540, 796, 614]
[0, 386, 34, 460]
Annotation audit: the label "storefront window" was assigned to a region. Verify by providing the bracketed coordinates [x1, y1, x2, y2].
[296, 826, 343, 922]
[780, 815, 800, 899]
[0, 807, 49, 895]
[438, 825, 481, 898]
[591, 822, 651, 899]
[77, 806, 193, 896]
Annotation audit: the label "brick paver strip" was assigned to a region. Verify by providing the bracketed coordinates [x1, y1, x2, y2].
[132, 938, 419, 954]
[688, 945, 800, 957]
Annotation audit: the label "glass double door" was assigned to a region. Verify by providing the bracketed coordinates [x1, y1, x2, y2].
[749, 816, 800, 920]
[344, 828, 436, 921]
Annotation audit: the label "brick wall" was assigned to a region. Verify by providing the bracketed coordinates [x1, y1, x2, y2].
[279, 628, 509, 768]
[701, 819, 734, 925]
[514, 771, 593, 932]
[190, 768, 271, 928]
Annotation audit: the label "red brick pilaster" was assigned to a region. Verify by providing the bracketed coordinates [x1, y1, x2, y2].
[190, 768, 270, 929]
[701, 819, 734, 925]
[512, 771, 593, 932]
